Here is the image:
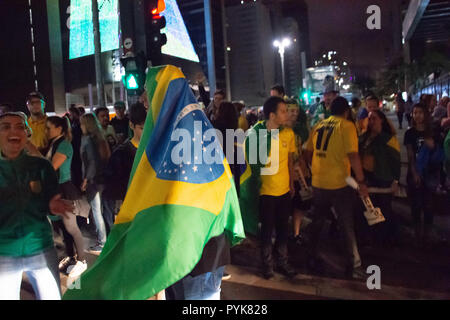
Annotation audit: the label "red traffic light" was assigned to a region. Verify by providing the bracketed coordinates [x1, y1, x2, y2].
[150, 0, 165, 15]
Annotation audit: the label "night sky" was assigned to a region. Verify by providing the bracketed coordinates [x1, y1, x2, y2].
[305, 0, 407, 79]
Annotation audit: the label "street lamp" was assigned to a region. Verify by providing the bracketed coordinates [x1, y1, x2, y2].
[273, 37, 291, 90]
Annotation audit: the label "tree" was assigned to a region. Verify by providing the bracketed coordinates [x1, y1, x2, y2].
[376, 51, 450, 97]
[352, 75, 375, 96]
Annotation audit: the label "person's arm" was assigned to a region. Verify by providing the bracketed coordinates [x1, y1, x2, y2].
[51, 152, 67, 171]
[348, 152, 368, 197]
[344, 122, 368, 197]
[81, 138, 97, 190]
[406, 144, 421, 186]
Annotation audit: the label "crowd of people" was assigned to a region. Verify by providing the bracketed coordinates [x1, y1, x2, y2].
[0, 83, 449, 299]
[0, 92, 147, 299]
[198, 84, 450, 281]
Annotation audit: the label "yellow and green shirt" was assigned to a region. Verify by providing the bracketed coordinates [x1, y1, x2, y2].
[306, 115, 358, 190]
[258, 124, 297, 196]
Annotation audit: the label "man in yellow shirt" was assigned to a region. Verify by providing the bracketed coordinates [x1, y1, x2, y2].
[305, 96, 368, 279]
[247, 96, 297, 279]
[26, 92, 48, 153]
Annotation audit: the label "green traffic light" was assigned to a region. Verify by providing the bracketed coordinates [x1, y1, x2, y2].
[126, 74, 139, 90]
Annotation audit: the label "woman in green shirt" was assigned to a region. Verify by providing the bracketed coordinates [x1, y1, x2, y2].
[45, 116, 87, 276]
[0, 112, 73, 300]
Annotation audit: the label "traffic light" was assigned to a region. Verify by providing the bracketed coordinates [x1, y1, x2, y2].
[145, 0, 167, 66]
[301, 89, 311, 105]
[121, 52, 147, 96]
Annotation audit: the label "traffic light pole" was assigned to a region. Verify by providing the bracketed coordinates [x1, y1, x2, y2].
[92, 0, 106, 108]
[204, 0, 216, 99]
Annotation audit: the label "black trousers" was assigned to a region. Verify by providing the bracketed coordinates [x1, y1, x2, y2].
[396, 112, 404, 128]
[308, 187, 361, 270]
[407, 180, 434, 226]
[259, 193, 292, 269]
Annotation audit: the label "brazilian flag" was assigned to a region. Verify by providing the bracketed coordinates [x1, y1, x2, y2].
[64, 65, 245, 300]
[238, 121, 273, 236]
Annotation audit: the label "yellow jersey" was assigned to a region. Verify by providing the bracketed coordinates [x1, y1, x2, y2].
[260, 127, 297, 196]
[28, 115, 48, 151]
[238, 115, 249, 131]
[306, 115, 358, 190]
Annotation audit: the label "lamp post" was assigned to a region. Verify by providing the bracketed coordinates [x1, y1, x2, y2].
[273, 38, 291, 90]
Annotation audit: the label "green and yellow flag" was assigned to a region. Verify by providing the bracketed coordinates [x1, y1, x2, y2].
[238, 121, 273, 236]
[64, 65, 245, 300]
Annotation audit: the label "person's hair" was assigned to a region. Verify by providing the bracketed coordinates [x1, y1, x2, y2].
[95, 107, 109, 116]
[69, 106, 81, 117]
[407, 96, 413, 103]
[214, 89, 226, 98]
[0, 103, 13, 113]
[270, 85, 285, 96]
[129, 102, 147, 126]
[80, 113, 110, 161]
[368, 110, 394, 136]
[232, 101, 245, 113]
[364, 91, 376, 99]
[438, 96, 449, 108]
[26, 91, 45, 103]
[411, 103, 432, 135]
[330, 96, 350, 116]
[114, 101, 126, 109]
[420, 94, 436, 111]
[365, 94, 379, 106]
[215, 102, 238, 130]
[315, 97, 321, 102]
[246, 113, 258, 127]
[263, 96, 285, 120]
[78, 106, 86, 115]
[351, 97, 361, 108]
[395, 93, 405, 103]
[47, 116, 72, 142]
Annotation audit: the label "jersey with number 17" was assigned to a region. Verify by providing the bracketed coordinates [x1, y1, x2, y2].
[306, 115, 359, 190]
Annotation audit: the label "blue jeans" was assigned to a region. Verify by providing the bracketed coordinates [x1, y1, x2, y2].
[102, 198, 117, 235]
[181, 266, 225, 300]
[89, 190, 107, 245]
[0, 248, 61, 300]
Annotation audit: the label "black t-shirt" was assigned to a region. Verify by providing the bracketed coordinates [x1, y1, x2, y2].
[111, 116, 130, 143]
[102, 140, 137, 200]
[404, 127, 426, 157]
